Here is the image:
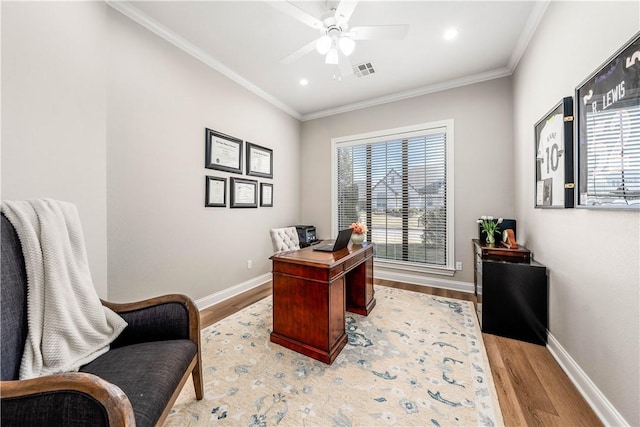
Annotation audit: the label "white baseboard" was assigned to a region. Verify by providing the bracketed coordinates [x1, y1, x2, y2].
[194, 273, 271, 311]
[194, 269, 473, 311]
[194, 269, 474, 311]
[374, 268, 474, 294]
[547, 333, 629, 426]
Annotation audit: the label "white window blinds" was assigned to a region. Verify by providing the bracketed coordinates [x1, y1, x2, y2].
[336, 124, 450, 268]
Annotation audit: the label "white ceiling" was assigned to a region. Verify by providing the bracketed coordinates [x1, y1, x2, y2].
[107, 1, 548, 121]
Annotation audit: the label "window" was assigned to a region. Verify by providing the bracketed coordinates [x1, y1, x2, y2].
[332, 121, 454, 273]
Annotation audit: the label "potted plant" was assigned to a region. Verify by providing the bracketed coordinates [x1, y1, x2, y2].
[477, 215, 503, 245]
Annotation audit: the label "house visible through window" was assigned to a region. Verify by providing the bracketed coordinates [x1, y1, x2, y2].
[333, 121, 454, 272]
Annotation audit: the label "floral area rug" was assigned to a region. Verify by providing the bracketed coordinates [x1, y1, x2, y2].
[166, 286, 503, 426]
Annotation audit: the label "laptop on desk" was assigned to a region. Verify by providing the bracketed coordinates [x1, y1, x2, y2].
[313, 228, 353, 252]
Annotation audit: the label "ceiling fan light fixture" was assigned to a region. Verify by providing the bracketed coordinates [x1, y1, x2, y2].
[316, 35, 333, 55]
[338, 36, 355, 56]
[325, 48, 339, 64]
[443, 28, 458, 41]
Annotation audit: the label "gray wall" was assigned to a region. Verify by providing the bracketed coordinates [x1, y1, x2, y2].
[1, 2, 109, 297]
[1, 2, 301, 303]
[105, 8, 300, 302]
[513, 2, 639, 425]
[3, 1, 638, 422]
[301, 77, 515, 285]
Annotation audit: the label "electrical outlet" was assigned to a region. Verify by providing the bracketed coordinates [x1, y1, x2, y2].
[455, 261, 462, 271]
[247, 259, 252, 269]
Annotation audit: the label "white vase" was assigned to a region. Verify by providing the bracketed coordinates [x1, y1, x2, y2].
[351, 233, 365, 245]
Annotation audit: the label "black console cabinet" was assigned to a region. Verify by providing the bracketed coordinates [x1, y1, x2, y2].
[473, 240, 548, 345]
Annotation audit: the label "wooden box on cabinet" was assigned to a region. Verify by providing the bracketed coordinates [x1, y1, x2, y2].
[473, 239, 548, 345]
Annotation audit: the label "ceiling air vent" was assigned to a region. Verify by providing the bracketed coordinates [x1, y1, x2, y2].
[353, 62, 376, 78]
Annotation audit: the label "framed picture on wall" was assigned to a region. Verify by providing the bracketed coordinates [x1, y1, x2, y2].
[260, 183, 273, 207]
[534, 97, 575, 208]
[205, 176, 226, 207]
[230, 177, 258, 208]
[205, 128, 243, 174]
[575, 32, 640, 209]
[246, 142, 273, 179]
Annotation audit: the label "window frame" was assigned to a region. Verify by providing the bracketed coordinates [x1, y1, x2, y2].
[331, 120, 455, 275]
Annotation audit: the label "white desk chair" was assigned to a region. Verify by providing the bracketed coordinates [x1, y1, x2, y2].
[270, 227, 300, 253]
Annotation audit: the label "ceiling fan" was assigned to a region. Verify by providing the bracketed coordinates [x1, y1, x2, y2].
[269, 0, 409, 77]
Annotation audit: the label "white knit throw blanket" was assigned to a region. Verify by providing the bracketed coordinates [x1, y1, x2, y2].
[1, 199, 127, 380]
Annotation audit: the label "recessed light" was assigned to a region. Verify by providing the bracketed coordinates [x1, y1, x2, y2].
[443, 28, 458, 41]
[299, 78, 309, 86]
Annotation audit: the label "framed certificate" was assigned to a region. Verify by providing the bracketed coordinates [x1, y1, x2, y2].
[260, 183, 273, 207]
[205, 176, 226, 207]
[575, 32, 640, 209]
[534, 97, 575, 208]
[246, 142, 273, 179]
[230, 177, 258, 208]
[205, 128, 242, 174]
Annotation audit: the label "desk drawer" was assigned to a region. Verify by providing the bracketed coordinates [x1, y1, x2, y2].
[274, 261, 332, 282]
[343, 252, 364, 272]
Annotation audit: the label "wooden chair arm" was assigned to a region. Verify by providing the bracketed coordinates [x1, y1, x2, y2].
[102, 293, 201, 357]
[1, 372, 135, 426]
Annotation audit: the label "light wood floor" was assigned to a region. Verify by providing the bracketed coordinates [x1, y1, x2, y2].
[200, 279, 602, 427]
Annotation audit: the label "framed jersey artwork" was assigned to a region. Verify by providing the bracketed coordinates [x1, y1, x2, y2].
[535, 97, 575, 208]
[575, 32, 640, 209]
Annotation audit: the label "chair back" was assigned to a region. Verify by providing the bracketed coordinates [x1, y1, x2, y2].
[270, 227, 300, 253]
[1, 214, 29, 381]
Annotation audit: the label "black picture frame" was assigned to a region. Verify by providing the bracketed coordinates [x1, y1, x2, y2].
[575, 32, 640, 209]
[260, 183, 273, 207]
[205, 176, 226, 207]
[246, 142, 273, 179]
[230, 177, 258, 208]
[534, 97, 575, 208]
[205, 128, 243, 174]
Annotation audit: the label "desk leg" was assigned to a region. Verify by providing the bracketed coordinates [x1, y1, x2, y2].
[345, 255, 376, 316]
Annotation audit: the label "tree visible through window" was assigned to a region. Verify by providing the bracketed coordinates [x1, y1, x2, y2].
[335, 122, 453, 269]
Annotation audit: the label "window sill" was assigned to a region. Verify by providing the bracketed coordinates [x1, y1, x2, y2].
[374, 259, 455, 277]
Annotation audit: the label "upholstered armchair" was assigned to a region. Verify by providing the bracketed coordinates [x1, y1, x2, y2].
[0, 214, 203, 426]
[270, 226, 300, 253]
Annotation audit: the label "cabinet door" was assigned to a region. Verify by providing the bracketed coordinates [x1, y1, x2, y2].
[482, 261, 548, 345]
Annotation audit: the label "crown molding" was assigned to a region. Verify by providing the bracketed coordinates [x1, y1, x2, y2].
[301, 0, 550, 122]
[105, 0, 302, 120]
[508, 0, 550, 71]
[106, 0, 545, 124]
[300, 67, 512, 121]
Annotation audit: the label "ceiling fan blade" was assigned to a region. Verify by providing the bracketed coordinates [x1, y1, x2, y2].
[281, 38, 318, 64]
[349, 25, 409, 40]
[338, 53, 354, 77]
[334, 0, 358, 26]
[267, 1, 324, 30]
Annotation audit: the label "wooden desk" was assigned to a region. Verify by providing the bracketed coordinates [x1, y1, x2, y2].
[270, 242, 375, 364]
